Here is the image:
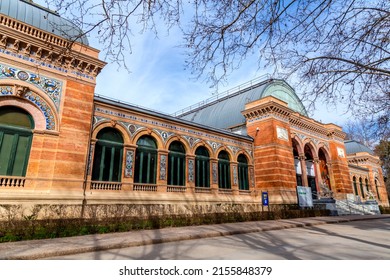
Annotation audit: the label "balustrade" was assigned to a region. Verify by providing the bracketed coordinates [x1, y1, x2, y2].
[0, 176, 25, 187]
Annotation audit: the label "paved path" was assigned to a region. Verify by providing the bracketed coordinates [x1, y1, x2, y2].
[0, 215, 389, 260]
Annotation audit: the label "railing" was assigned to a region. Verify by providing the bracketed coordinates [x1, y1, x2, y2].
[172, 74, 271, 117]
[133, 184, 157, 192]
[90, 181, 122, 190]
[0, 15, 69, 48]
[0, 176, 26, 187]
[167, 186, 187, 193]
[195, 187, 212, 193]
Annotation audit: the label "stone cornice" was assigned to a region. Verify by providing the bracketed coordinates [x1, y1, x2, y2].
[242, 98, 292, 123]
[243, 96, 346, 142]
[0, 14, 106, 80]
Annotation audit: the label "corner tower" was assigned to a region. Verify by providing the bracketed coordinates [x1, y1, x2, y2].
[0, 0, 106, 203]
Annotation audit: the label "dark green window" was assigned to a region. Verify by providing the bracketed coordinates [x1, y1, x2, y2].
[218, 151, 231, 189]
[195, 146, 210, 188]
[359, 177, 365, 198]
[375, 180, 380, 200]
[353, 176, 358, 195]
[134, 136, 157, 184]
[92, 127, 123, 182]
[0, 106, 34, 177]
[168, 141, 186, 186]
[237, 154, 249, 190]
[365, 178, 369, 193]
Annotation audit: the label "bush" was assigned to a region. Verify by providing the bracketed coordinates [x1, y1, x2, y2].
[0, 204, 331, 243]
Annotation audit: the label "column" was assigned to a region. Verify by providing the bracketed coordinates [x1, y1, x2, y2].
[299, 154, 309, 187]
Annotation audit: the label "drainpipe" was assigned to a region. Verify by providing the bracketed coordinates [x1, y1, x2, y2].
[81, 100, 96, 218]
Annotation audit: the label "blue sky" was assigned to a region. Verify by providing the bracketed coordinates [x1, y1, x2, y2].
[35, 0, 353, 126]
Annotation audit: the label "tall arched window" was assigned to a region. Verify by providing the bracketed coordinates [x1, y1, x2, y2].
[353, 176, 358, 195]
[359, 177, 365, 198]
[195, 146, 210, 188]
[237, 154, 249, 190]
[365, 178, 369, 193]
[0, 106, 34, 176]
[134, 136, 157, 184]
[218, 151, 231, 189]
[168, 141, 186, 186]
[92, 127, 123, 182]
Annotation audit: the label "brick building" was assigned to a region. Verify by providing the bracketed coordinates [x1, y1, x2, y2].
[0, 1, 388, 219]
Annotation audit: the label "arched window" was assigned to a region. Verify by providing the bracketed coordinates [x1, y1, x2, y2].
[218, 151, 231, 189]
[237, 154, 249, 190]
[365, 178, 369, 193]
[195, 146, 210, 188]
[92, 127, 123, 182]
[134, 136, 157, 184]
[0, 106, 34, 176]
[353, 176, 358, 195]
[168, 141, 186, 186]
[375, 179, 381, 200]
[359, 177, 365, 198]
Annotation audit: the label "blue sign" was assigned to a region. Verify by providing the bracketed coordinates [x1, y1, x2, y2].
[262, 192, 269, 206]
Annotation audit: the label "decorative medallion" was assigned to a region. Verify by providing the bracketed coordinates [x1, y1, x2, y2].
[228, 145, 239, 156]
[124, 150, 134, 178]
[17, 70, 29, 81]
[207, 141, 221, 152]
[182, 135, 200, 147]
[188, 159, 194, 182]
[160, 154, 167, 180]
[155, 129, 174, 143]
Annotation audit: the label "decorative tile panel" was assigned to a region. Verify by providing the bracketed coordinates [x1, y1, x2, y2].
[233, 166, 238, 186]
[160, 154, 167, 180]
[0, 49, 95, 81]
[95, 107, 252, 149]
[124, 150, 134, 177]
[0, 63, 63, 110]
[23, 90, 55, 130]
[188, 159, 194, 182]
[212, 162, 218, 184]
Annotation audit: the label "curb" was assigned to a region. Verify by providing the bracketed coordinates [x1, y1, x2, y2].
[1, 215, 389, 260]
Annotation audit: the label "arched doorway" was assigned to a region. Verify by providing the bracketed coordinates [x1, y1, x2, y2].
[319, 148, 331, 190]
[0, 106, 34, 176]
[304, 144, 317, 198]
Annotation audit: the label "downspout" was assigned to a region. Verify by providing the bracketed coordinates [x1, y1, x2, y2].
[81, 99, 96, 218]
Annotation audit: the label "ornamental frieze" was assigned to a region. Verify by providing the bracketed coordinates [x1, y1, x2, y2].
[95, 107, 252, 149]
[0, 63, 62, 110]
